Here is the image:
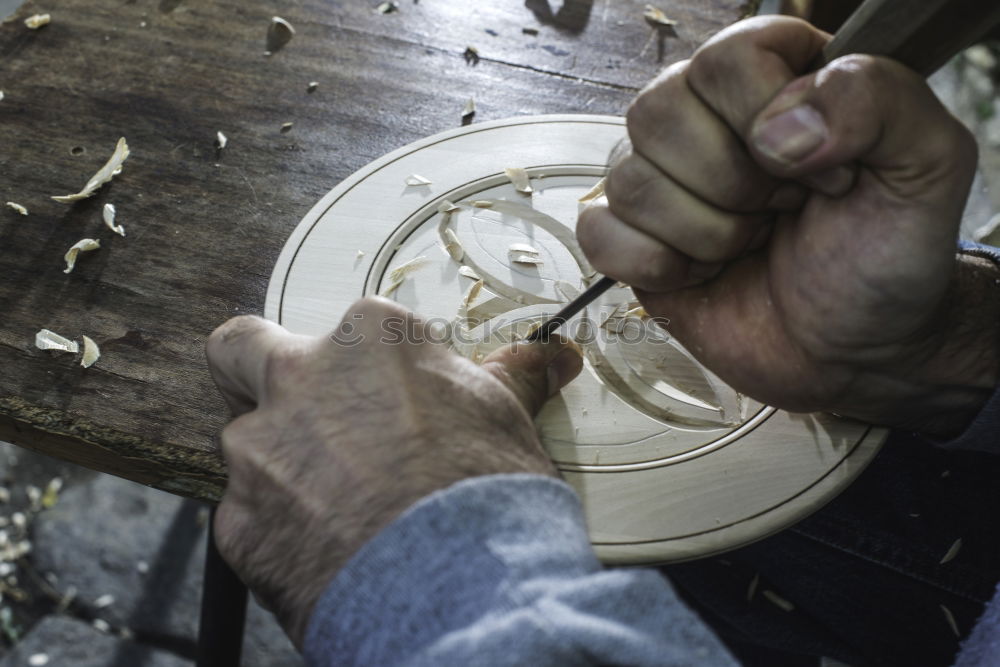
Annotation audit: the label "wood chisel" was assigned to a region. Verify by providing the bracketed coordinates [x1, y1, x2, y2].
[525, 0, 1000, 344]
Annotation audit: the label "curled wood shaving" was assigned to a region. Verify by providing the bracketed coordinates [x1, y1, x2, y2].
[471, 200, 494, 208]
[504, 167, 533, 194]
[941, 604, 960, 637]
[762, 590, 794, 612]
[437, 199, 459, 214]
[578, 177, 606, 207]
[356, 249, 365, 259]
[280, 122, 294, 133]
[643, 5, 677, 26]
[24, 14, 50, 29]
[442, 229, 464, 261]
[389, 256, 429, 283]
[63, 238, 100, 273]
[52, 137, 130, 203]
[940, 538, 963, 565]
[511, 254, 543, 265]
[35, 329, 78, 353]
[307, 81, 318, 93]
[103, 203, 125, 237]
[266, 16, 295, 52]
[81, 335, 100, 368]
[215, 131, 228, 149]
[5, 202, 27, 215]
[405, 174, 432, 186]
[462, 98, 476, 120]
[458, 265, 480, 280]
[508, 242, 540, 255]
[376, 1, 399, 14]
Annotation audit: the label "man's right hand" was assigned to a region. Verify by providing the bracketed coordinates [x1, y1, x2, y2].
[578, 16, 1000, 435]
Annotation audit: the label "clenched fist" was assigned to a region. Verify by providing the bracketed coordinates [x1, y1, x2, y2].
[579, 16, 1000, 435]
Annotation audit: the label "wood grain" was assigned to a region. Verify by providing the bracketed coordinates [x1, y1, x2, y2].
[0, 0, 751, 500]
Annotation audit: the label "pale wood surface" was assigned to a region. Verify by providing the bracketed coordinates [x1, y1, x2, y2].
[266, 116, 886, 564]
[0, 0, 756, 500]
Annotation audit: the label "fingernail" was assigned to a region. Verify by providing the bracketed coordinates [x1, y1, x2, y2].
[753, 105, 828, 165]
[547, 346, 583, 397]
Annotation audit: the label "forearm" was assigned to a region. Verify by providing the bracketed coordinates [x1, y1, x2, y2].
[839, 250, 1000, 437]
[303, 475, 736, 667]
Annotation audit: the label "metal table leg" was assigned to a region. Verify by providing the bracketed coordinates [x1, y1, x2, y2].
[197, 508, 248, 667]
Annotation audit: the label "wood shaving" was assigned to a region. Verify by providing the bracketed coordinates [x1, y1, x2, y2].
[307, 81, 318, 93]
[24, 14, 50, 29]
[470, 200, 494, 208]
[41, 478, 61, 509]
[280, 122, 294, 133]
[462, 98, 476, 120]
[940, 538, 962, 565]
[35, 330, 78, 354]
[52, 137, 130, 203]
[458, 265, 481, 280]
[643, 5, 677, 26]
[941, 604, 960, 637]
[63, 238, 100, 274]
[5, 202, 27, 215]
[461, 279, 484, 311]
[438, 199, 459, 214]
[0, 91, 4, 102]
[388, 256, 429, 283]
[625, 306, 648, 319]
[215, 131, 228, 149]
[508, 242, 540, 255]
[266, 16, 295, 52]
[103, 203, 125, 237]
[81, 335, 100, 368]
[511, 254, 543, 265]
[578, 177, 606, 206]
[762, 590, 794, 612]
[380, 279, 404, 296]
[28, 654, 49, 666]
[405, 174, 432, 186]
[356, 250, 365, 259]
[504, 167, 533, 194]
[442, 228, 464, 261]
[376, 2, 399, 14]
[746, 573, 759, 601]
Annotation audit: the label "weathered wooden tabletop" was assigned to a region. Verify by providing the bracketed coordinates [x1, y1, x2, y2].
[0, 0, 756, 501]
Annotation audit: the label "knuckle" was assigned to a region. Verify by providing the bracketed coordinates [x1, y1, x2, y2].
[633, 244, 683, 289]
[207, 315, 265, 351]
[606, 156, 661, 224]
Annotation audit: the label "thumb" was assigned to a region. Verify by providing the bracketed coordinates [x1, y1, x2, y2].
[480, 339, 584, 417]
[748, 54, 977, 201]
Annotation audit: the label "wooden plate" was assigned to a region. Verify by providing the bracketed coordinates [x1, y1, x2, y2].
[264, 114, 886, 565]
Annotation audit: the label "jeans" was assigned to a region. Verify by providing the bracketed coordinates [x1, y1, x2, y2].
[661, 429, 1000, 667]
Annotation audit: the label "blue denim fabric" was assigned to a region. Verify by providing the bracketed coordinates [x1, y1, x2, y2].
[663, 429, 1000, 667]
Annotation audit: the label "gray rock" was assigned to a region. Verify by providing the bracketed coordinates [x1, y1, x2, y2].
[0, 615, 191, 667]
[32, 474, 301, 666]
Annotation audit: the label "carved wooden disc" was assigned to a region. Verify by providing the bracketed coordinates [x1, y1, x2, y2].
[264, 115, 886, 565]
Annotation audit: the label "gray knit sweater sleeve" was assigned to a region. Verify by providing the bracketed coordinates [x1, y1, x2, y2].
[302, 474, 736, 666]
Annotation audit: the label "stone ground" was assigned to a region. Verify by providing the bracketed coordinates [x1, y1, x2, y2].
[1, 0, 998, 664]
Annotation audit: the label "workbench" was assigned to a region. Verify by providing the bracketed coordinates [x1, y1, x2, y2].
[0, 0, 758, 501]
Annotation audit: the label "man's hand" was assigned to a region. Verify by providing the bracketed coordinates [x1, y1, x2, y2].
[205, 297, 582, 646]
[578, 16, 1000, 434]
